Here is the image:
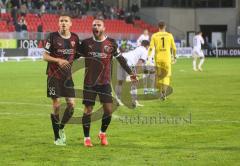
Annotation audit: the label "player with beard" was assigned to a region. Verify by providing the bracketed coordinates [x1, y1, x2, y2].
[78, 17, 137, 147]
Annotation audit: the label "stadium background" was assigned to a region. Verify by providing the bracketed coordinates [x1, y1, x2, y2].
[0, 0, 240, 165]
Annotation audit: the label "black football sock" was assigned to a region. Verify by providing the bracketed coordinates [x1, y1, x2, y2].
[101, 113, 112, 133]
[59, 106, 74, 129]
[51, 114, 60, 141]
[82, 113, 91, 137]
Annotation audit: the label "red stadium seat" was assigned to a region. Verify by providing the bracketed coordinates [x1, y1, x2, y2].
[0, 13, 156, 34]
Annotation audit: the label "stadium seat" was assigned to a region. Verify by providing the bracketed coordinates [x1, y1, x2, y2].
[0, 13, 155, 35]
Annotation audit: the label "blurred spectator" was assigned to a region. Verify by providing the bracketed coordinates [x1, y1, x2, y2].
[136, 29, 150, 46]
[75, 0, 83, 16]
[11, 0, 20, 9]
[37, 23, 43, 40]
[37, 24, 42, 32]
[85, 0, 91, 11]
[26, 0, 33, 10]
[40, 2, 45, 15]
[91, 0, 96, 11]
[0, 0, 4, 8]
[120, 39, 133, 52]
[18, 15, 28, 31]
[125, 12, 134, 24]
[95, 11, 104, 19]
[131, 2, 139, 16]
[44, 0, 51, 10]
[50, 0, 58, 11]
[15, 15, 28, 38]
[57, 0, 64, 11]
[97, 0, 104, 11]
[117, 8, 125, 20]
[11, 6, 18, 24]
[22, 0, 27, 6]
[109, 6, 116, 19]
[20, 3, 28, 15]
[1, 0, 146, 33]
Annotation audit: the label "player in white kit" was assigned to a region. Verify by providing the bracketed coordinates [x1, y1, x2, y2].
[115, 40, 149, 107]
[192, 31, 205, 71]
[136, 29, 150, 46]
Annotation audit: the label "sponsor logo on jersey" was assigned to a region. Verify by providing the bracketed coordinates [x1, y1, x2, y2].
[45, 42, 51, 49]
[104, 45, 114, 54]
[88, 44, 93, 50]
[88, 52, 108, 58]
[58, 49, 74, 54]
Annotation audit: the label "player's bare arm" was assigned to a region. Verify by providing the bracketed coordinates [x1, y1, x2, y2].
[116, 55, 138, 82]
[43, 52, 71, 69]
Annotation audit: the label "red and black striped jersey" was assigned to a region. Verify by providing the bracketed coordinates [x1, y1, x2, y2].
[44, 31, 80, 79]
[78, 36, 121, 86]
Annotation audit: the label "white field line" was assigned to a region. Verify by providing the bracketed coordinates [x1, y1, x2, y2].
[0, 101, 239, 124]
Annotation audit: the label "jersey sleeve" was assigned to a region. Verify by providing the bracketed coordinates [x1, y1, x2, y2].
[112, 40, 121, 58]
[75, 38, 83, 59]
[170, 34, 177, 57]
[139, 47, 148, 62]
[44, 33, 52, 54]
[148, 34, 155, 57]
[200, 36, 205, 45]
[77, 40, 87, 58]
[171, 34, 177, 51]
[136, 35, 143, 46]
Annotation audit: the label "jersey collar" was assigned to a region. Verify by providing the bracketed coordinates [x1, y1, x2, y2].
[58, 31, 71, 39]
[92, 35, 107, 42]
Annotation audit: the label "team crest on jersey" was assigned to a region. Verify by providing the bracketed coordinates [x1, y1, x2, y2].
[88, 44, 93, 50]
[45, 42, 51, 49]
[104, 45, 114, 53]
[71, 41, 76, 47]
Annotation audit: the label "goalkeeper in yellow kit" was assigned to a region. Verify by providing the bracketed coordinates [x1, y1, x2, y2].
[148, 21, 177, 100]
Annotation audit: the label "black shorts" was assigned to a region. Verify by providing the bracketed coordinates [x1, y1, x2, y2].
[47, 76, 75, 99]
[82, 84, 113, 106]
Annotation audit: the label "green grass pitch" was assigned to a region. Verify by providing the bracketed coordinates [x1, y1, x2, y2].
[0, 58, 239, 165]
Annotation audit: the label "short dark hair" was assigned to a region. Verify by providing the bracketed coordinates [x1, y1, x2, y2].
[141, 40, 150, 47]
[59, 12, 72, 19]
[94, 15, 105, 21]
[158, 21, 166, 29]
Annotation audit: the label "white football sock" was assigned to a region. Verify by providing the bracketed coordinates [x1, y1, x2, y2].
[193, 59, 197, 70]
[198, 58, 205, 69]
[143, 73, 148, 90]
[115, 85, 122, 100]
[149, 73, 155, 89]
[130, 84, 138, 102]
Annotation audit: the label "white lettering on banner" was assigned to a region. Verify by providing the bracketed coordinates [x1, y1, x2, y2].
[207, 48, 240, 57]
[237, 38, 240, 45]
[229, 49, 240, 56]
[176, 47, 192, 58]
[28, 48, 44, 57]
[20, 40, 38, 49]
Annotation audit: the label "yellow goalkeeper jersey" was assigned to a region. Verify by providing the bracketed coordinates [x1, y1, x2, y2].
[149, 31, 176, 63]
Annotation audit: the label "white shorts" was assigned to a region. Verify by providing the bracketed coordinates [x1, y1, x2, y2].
[117, 63, 136, 81]
[192, 49, 204, 58]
